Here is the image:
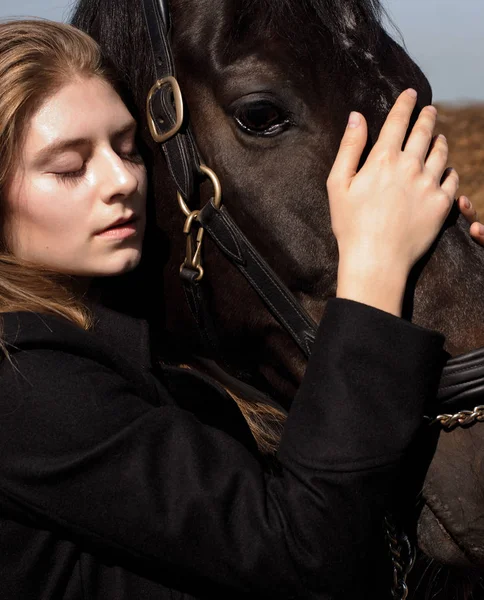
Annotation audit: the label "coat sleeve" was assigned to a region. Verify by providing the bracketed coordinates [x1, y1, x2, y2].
[0, 299, 444, 598]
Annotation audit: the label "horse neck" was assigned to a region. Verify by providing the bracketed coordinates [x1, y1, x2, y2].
[409, 216, 484, 356]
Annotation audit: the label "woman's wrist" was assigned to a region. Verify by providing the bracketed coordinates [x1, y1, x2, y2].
[336, 258, 409, 317]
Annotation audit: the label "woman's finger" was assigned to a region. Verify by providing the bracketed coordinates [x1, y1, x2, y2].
[458, 195, 479, 224]
[404, 105, 438, 162]
[440, 168, 460, 199]
[470, 221, 484, 246]
[425, 134, 449, 180]
[327, 112, 368, 191]
[373, 88, 418, 153]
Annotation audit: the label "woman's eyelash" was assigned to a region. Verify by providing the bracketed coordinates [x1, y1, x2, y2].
[119, 148, 144, 165]
[53, 147, 144, 185]
[54, 164, 87, 184]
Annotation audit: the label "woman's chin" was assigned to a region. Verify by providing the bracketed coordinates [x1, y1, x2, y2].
[74, 249, 143, 278]
[100, 253, 143, 277]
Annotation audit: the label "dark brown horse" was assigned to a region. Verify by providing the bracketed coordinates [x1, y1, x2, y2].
[72, 1, 484, 597]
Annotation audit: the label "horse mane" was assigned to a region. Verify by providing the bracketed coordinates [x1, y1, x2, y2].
[71, 0, 154, 107]
[235, 0, 385, 43]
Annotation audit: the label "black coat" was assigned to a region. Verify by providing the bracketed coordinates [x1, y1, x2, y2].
[0, 299, 444, 599]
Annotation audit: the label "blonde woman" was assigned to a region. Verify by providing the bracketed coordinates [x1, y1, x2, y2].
[0, 19, 463, 600]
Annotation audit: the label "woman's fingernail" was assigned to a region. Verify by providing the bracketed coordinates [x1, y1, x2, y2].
[406, 88, 418, 98]
[464, 197, 471, 209]
[347, 112, 361, 128]
[427, 105, 438, 115]
[479, 224, 484, 236]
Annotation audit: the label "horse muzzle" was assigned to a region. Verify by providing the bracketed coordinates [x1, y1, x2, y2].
[417, 425, 484, 570]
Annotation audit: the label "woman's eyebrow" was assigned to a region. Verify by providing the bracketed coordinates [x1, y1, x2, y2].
[33, 121, 138, 166]
[112, 121, 138, 141]
[33, 138, 90, 166]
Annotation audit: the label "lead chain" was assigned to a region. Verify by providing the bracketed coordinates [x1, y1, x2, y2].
[430, 405, 484, 430]
[385, 515, 416, 600]
[386, 405, 484, 599]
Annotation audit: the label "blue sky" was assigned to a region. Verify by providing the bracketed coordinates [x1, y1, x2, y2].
[0, 0, 482, 103]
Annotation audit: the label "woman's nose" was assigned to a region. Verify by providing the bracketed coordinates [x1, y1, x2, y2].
[100, 151, 139, 203]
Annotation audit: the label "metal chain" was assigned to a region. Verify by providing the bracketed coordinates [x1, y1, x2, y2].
[430, 404, 484, 430]
[386, 406, 484, 598]
[385, 515, 416, 600]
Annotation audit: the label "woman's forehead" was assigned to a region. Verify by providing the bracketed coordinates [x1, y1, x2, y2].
[23, 77, 133, 156]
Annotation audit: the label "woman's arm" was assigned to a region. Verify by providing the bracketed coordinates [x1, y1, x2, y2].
[0, 304, 444, 599]
[0, 90, 452, 599]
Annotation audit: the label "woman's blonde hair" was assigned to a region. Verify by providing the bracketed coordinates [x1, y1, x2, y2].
[0, 19, 120, 329]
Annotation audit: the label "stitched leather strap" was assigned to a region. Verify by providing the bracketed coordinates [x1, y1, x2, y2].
[197, 198, 484, 408]
[437, 346, 484, 411]
[198, 200, 317, 357]
[141, 0, 201, 200]
[180, 266, 224, 358]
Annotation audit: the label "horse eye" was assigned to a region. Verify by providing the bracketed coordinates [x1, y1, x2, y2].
[233, 101, 290, 137]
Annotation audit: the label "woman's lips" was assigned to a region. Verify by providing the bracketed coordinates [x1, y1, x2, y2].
[96, 217, 138, 239]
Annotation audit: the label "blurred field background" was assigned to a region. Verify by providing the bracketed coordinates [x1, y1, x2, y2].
[436, 104, 484, 215]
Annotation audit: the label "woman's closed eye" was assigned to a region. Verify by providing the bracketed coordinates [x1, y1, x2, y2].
[116, 140, 144, 165]
[53, 163, 87, 185]
[118, 149, 144, 165]
[51, 147, 142, 184]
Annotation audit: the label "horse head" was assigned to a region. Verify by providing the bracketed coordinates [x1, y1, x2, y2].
[73, 0, 484, 588]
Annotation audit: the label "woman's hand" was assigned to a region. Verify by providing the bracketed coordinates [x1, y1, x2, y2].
[327, 89, 458, 316]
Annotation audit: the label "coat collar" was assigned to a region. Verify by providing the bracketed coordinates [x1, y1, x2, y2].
[2, 304, 152, 373]
[2, 306, 259, 453]
[90, 303, 152, 371]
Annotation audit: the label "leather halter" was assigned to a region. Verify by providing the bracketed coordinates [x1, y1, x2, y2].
[141, 0, 317, 358]
[141, 0, 484, 418]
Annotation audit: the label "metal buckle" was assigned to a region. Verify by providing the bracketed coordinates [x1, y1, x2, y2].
[146, 75, 184, 143]
[178, 165, 223, 281]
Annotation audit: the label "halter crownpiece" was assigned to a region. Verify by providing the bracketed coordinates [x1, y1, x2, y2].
[141, 0, 201, 201]
[157, 0, 170, 28]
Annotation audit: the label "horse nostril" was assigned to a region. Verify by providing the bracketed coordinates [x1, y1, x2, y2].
[417, 503, 477, 568]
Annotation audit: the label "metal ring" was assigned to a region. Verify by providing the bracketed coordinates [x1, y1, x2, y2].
[177, 164, 222, 217]
[200, 165, 222, 209]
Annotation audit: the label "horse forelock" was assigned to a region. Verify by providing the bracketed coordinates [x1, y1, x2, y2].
[219, 0, 399, 117]
[217, 0, 399, 114]
[72, 0, 154, 104]
[230, 0, 385, 54]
